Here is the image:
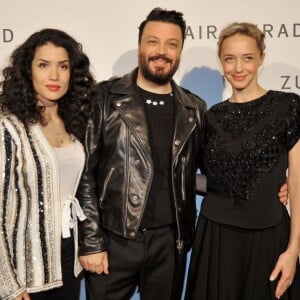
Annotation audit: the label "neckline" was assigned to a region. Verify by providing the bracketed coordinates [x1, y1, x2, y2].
[52, 137, 76, 150]
[138, 86, 173, 97]
[227, 90, 270, 105]
[35, 124, 76, 149]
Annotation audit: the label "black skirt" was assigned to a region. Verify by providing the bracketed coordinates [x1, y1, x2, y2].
[185, 209, 300, 300]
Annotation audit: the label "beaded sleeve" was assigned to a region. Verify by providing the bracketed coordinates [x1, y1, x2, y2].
[0, 116, 26, 299]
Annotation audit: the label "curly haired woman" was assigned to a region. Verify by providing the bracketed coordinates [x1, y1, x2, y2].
[0, 28, 95, 300]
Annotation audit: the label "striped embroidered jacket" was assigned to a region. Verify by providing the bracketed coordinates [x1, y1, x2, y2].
[0, 114, 85, 300]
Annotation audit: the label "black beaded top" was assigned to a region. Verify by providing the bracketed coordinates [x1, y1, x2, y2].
[201, 90, 300, 228]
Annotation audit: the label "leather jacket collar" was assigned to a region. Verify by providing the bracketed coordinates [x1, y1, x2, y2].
[110, 68, 197, 109]
[109, 68, 198, 161]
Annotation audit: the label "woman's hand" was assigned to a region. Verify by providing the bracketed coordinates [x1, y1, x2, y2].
[269, 250, 298, 299]
[16, 291, 30, 300]
[79, 251, 109, 275]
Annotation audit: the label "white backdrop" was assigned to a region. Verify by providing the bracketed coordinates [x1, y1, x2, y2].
[1, 0, 300, 105]
[1, 0, 299, 299]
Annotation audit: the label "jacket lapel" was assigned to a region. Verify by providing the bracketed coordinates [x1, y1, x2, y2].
[109, 69, 197, 161]
[111, 72, 152, 156]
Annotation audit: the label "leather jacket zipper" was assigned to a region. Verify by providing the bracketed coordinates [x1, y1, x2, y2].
[181, 156, 186, 201]
[99, 166, 115, 208]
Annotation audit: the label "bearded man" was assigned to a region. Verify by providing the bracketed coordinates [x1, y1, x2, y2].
[77, 7, 206, 300]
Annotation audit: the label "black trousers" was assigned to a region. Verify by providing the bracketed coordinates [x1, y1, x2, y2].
[85, 225, 187, 300]
[30, 237, 82, 300]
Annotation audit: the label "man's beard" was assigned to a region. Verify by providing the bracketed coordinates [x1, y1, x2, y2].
[139, 54, 180, 85]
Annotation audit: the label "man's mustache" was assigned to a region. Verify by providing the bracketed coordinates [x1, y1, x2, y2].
[149, 55, 172, 63]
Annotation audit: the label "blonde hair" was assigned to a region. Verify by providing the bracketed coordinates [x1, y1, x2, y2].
[218, 22, 265, 57]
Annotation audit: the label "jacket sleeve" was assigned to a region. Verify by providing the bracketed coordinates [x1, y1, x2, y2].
[194, 99, 207, 195]
[77, 88, 108, 255]
[193, 94, 207, 173]
[0, 119, 26, 300]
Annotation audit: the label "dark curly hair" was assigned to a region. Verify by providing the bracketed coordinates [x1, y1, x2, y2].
[0, 28, 96, 142]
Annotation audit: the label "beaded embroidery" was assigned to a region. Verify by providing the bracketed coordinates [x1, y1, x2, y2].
[28, 133, 50, 283]
[204, 92, 300, 207]
[0, 115, 70, 298]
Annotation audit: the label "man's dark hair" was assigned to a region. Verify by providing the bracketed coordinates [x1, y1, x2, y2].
[138, 7, 186, 46]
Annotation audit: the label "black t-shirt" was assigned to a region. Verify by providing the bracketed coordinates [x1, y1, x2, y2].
[138, 87, 175, 228]
[201, 90, 300, 229]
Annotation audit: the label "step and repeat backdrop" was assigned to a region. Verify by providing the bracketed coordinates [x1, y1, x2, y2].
[1, 0, 299, 106]
[1, 0, 299, 299]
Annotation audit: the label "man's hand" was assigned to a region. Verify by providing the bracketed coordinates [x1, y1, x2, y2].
[278, 183, 288, 205]
[79, 252, 109, 275]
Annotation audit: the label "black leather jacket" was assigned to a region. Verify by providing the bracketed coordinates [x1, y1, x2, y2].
[77, 68, 206, 255]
